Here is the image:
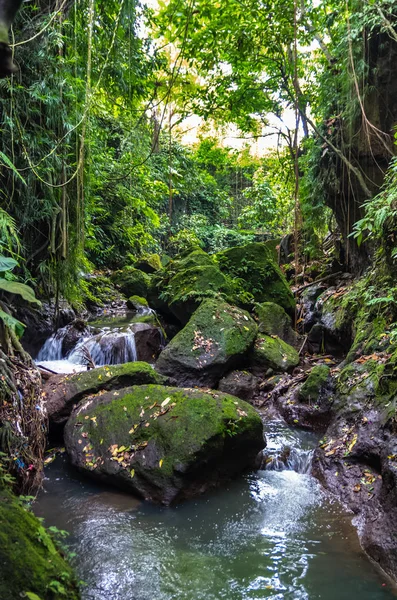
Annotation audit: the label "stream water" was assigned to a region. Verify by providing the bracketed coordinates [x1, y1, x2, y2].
[35, 312, 159, 373]
[34, 421, 396, 600]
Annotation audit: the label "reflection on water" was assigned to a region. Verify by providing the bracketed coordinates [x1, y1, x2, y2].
[34, 423, 397, 600]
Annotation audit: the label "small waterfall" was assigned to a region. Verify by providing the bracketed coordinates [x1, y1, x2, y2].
[36, 326, 69, 361]
[69, 328, 137, 366]
[262, 445, 314, 475]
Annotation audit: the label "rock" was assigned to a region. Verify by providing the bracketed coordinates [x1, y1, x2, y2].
[156, 299, 257, 387]
[218, 370, 259, 401]
[16, 300, 75, 358]
[275, 364, 333, 430]
[64, 384, 265, 505]
[298, 364, 331, 402]
[307, 287, 356, 356]
[130, 323, 162, 362]
[147, 249, 228, 322]
[112, 267, 151, 299]
[126, 295, 149, 311]
[168, 265, 234, 324]
[61, 319, 90, 356]
[44, 362, 167, 435]
[250, 334, 299, 375]
[216, 242, 295, 315]
[299, 283, 327, 332]
[0, 484, 79, 600]
[254, 302, 298, 347]
[312, 353, 397, 580]
[134, 254, 162, 274]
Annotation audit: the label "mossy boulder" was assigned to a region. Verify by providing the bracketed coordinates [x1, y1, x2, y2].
[298, 365, 330, 402]
[112, 267, 151, 299]
[44, 362, 167, 435]
[0, 485, 79, 600]
[216, 242, 295, 315]
[147, 250, 230, 323]
[254, 302, 298, 347]
[167, 265, 234, 324]
[156, 299, 258, 387]
[127, 295, 149, 311]
[218, 370, 259, 401]
[134, 254, 162, 274]
[64, 384, 264, 505]
[250, 334, 299, 375]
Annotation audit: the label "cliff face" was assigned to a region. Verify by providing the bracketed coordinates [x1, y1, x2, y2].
[321, 26, 397, 274]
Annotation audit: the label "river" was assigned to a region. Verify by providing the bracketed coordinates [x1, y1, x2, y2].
[34, 421, 396, 599]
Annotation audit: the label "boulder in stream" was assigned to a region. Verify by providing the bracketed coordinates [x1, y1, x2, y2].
[64, 384, 264, 505]
[156, 299, 257, 387]
[44, 361, 167, 435]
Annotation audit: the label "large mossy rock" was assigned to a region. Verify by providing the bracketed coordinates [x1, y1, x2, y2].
[112, 267, 151, 299]
[150, 250, 234, 324]
[250, 334, 299, 375]
[44, 362, 167, 434]
[64, 384, 264, 505]
[254, 302, 298, 347]
[0, 485, 79, 600]
[156, 299, 257, 387]
[216, 242, 295, 315]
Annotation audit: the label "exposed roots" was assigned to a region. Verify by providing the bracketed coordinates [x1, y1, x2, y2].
[0, 321, 46, 493]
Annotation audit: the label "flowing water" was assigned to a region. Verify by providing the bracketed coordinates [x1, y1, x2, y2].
[34, 421, 396, 600]
[35, 312, 159, 373]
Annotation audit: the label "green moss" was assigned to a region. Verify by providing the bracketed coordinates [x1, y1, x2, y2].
[66, 384, 263, 487]
[254, 301, 297, 345]
[134, 254, 162, 274]
[156, 299, 257, 384]
[251, 334, 299, 373]
[299, 365, 330, 402]
[216, 242, 295, 315]
[127, 295, 149, 310]
[112, 268, 151, 299]
[0, 486, 79, 600]
[166, 264, 234, 324]
[82, 274, 120, 308]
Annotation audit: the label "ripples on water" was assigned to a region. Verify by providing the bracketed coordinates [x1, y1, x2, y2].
[34, 422, 397, 600]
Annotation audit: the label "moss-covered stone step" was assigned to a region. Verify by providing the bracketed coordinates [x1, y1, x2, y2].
[64, 384, 264, 505]
[44, 362, 167, 434]
[0, 485, 79, 600]
[156, 299, 257, 387]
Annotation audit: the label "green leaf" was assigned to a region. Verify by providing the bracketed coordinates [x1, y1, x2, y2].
[0, 310, 25, 338]
[0, 151, 27, 185]
[0, 279, 41, 306]
[25, 593, 43, 600]
[0, 255, 18, 273]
